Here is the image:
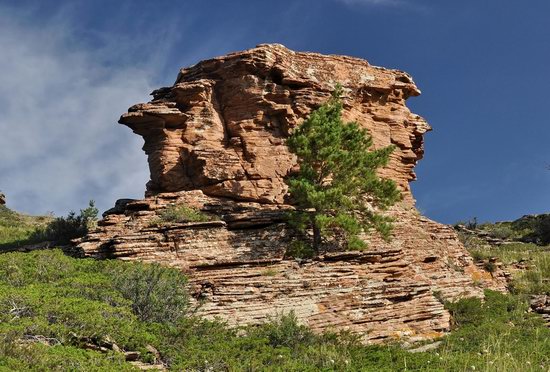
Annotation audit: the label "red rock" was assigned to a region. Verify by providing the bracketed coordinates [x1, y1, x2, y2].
[120, 44, 427, 204]
[77, 44, 500, 343]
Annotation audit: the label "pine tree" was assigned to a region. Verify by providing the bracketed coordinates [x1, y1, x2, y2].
[286, 86, 401, 252]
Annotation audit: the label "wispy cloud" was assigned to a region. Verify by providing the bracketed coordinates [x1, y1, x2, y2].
[0, 5, 169, 216]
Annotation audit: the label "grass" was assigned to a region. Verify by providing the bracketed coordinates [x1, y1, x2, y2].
[149, 204, 213, 226]
[438, 291, 550, 371]
[1, 249, 550, 371]
[462, 237, 550, 295]
[0, 205, 52, 250]
[260, 269, 278, 277]
[459, 214, 550, 245]
[458, 216, 550, 296]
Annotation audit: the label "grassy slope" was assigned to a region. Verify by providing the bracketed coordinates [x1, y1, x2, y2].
[0, 249, 548, 371]
[458, 219, 550, 295]
[0, 210, 549, 370]
[0, 206, 52, 250]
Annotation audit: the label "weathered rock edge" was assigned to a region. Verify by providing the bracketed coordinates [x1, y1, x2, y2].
[77, 44, 505, 343]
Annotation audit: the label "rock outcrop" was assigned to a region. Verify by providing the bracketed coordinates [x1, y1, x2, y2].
[530, 295, 550, 326]
[77, 44, 496, 343]
[120, 43, 428, 205]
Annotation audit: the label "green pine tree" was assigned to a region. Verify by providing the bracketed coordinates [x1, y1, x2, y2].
[286, 86, 401, 252]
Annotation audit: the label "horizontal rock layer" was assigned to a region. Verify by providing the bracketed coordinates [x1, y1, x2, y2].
[77, 191, 497, 343]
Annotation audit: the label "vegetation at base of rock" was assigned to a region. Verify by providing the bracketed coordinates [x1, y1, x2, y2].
[110, 262, 189, 325]
[1, 249, 549, 371]
[149, 204, 213, 226]
[0, 250, 187, 370]
[441, 290, 550, 371]
[286, 86, 401, 252]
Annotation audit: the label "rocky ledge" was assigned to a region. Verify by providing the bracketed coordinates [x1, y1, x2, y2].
[77, 44, 505, 343]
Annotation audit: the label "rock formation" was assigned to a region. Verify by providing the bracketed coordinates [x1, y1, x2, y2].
[530, 295, 550, 326]
[77, 44, 500, 343]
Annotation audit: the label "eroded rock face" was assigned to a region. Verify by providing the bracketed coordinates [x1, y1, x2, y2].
[77, 44, 499, 343]
[121, 43, 429, 204]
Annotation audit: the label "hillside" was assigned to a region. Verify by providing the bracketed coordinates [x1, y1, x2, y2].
[1, 204, 550, 370]
[0, 247, 549, 371]
[455, 216, 550, 324]
[0, 205, 52, 251]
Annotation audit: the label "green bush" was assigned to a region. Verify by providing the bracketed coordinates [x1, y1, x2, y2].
[538, 217, 550, 245]
[466, 217, 478, 230]
[285, 239, 315, 259]
[511, 214, 550, 244]
[33, 200, 98, 245]
[109, 262, 189, 325]
[469, 249, 490, 262]
[483, 260, 497, 273]
[486, 224, 515, 240]
[252, 312, 315, 349]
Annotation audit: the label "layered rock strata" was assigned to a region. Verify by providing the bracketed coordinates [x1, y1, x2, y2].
[530, 295, 550, 326]
[120, 43, 428, 205]
[77, 44, 497, 343]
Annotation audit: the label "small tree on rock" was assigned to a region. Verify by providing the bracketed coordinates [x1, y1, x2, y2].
[286, 87, 401, 252]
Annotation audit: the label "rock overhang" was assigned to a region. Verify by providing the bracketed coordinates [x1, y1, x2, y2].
[118, 43, 430, 205]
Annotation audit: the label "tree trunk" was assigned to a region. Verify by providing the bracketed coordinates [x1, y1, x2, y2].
[311, 214, 321, 252]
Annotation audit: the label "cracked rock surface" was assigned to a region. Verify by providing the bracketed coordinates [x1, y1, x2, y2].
[77, 44, 502, 343]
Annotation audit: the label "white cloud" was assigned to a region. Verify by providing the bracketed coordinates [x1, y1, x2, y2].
[0, 6, 163, 216]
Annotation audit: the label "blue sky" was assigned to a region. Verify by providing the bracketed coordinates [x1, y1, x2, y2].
[0, 0, 548, 224]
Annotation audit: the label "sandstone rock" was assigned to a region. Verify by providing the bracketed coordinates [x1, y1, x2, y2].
[530, 295, 550, 326]
[120, 43, 428, 205]
[77, 44, 497, 343]
[468, 257, 510, 292]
